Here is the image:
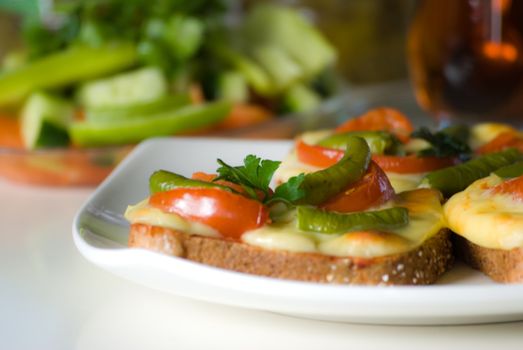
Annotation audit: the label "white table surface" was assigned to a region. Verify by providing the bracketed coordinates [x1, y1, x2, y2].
[1, 179, 523, 350]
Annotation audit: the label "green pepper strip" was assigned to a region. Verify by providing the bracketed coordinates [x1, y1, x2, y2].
[70, 101, 231, 147]
[421, 148, 523, 197]
[297, 206, 409, 234]
[149, 170, 233, 195]
[317, 131, 399, 155]
[298, 136, 371, 205]
[0, 43, 137, 106]
[493, 161, 523, 179]
[86, 93, 192, 123]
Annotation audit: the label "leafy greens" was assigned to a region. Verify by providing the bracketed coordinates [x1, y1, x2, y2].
[215, 155, 305, 205]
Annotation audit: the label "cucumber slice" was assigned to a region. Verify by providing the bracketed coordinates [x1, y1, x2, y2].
[70, 101, 232, 147]
[0, 43, 137, 107]
[85, 93, 191, 123]
[215, 71, 248, 103]
[282, 84, 321, 113]
[77, 66, 168, 108]
[21, 92, 74, 149]
[244, 4, 336, 77]
[212, 45, 273, 96]
[250, 45, 302, 91]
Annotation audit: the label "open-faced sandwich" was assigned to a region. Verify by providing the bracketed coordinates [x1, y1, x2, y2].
[274, 107, 470, 193]
[125, 136, 453, 285]
[444, 162, 523, 283]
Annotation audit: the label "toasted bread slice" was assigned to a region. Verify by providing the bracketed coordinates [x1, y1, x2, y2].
[453, 235, 523, 283]
[129, 223, 453, 285]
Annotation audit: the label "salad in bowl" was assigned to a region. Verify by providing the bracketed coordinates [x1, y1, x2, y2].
[0, 0, 340, 186]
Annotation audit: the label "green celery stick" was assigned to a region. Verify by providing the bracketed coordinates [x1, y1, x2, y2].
[0, 43, 137, 106]
[70, 101, 231, 147]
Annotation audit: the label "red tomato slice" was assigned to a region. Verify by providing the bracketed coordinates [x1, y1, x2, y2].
[149, 187, 269, 240]
[295, 140, 343, 168]
[372, 154, 458, 174]
[296, 140, 455, 173]
[191, 171, 246, 194]
[320, 162, 395, 212]
[191, 172, 269, 200]
[491, 175, 523, 201]
[335, 107, 414, 143]
[216, 103, 273, 130]
[476, 131, 523, 154]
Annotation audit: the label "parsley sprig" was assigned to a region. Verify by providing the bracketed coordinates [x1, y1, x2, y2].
[411, 125, 471, 159]
[215, 155, 305, 205]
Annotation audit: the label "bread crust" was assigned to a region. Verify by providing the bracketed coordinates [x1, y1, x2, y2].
[453, 234, 523, 283]
[129, 223, 453, 285]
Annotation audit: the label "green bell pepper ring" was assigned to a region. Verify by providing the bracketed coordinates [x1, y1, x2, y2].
[297, 136, 371, 205]
[493, 161, 523, 179]
[70, 101, 231, 147]
[317, 130, 399, 155]
[297, 206, 409, 234]
[420, 148, 523, 197]
[149, 170, 233, 195]
[0, 43, 137, 106]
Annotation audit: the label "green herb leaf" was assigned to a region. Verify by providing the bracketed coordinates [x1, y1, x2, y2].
[412, 126, 471, 159]
[215, 155, 280, 200]
[270, 173, 306, 205]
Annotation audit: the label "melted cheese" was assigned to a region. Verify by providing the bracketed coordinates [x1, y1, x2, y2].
[273, 150, 320, 184]
[469, 122, 518, 149]
[444, 175, 523, 249]
[125, 189, 445, 259]
[125, 200, 220, 237]
[386, 172, 424, 193]
[244, 189, 445, 258]
[273, 130, 329, 184]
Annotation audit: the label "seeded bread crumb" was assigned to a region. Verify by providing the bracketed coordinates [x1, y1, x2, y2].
[129, 224, 453, 285]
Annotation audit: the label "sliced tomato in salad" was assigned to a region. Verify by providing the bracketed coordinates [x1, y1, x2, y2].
[320, 162, 395, 213]
[0, 114, 24, 149]
[149, 187, 269, 240]
[335, 107, 414, 143]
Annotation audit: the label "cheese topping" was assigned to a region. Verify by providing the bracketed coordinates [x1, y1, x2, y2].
[125, 200, 220, 238]
[237, 189, 444, 258]
[444, 175, 523, 250]
[469, 122, 518, 149]
[126, 189, 445, 259]
[273, 130, 328, 184]
[386, 172, 424, 193]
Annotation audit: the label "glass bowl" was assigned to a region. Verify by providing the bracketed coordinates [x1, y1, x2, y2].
[0, 145, 132, 186]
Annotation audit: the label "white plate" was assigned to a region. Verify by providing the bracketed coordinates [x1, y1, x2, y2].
[73, 137, 523, 325]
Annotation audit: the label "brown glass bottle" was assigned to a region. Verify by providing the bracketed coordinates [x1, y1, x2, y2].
[408, 0, 523, 123]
